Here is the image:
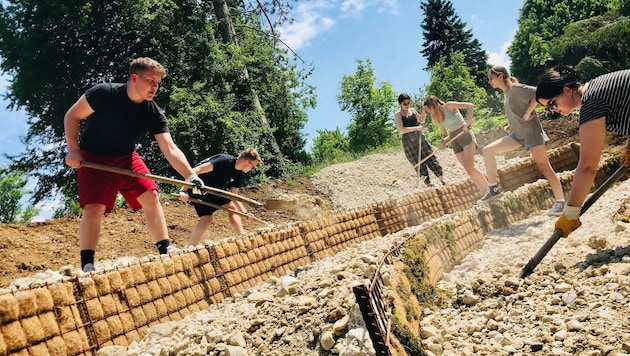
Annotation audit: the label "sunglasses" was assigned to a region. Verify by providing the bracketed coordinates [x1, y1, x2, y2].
[401, 101, 411, 106]
[544, 93, 560, 112]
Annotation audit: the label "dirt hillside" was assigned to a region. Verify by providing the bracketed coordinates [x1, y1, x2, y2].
[0, 115, 622, 288]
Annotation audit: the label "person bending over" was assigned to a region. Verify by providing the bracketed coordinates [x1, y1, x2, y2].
[423, 96, 488, 195]
[179, 148, 261, 246]
[536, 66, 630, 237]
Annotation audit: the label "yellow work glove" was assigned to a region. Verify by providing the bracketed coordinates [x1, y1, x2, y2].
[621, 144, 630, 167]
[554, 206, 581, 237]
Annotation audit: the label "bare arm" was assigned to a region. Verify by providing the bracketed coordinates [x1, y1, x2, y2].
[394, 110, 422, 134]
[194, 161, 214, 175]
[155, 132, 196, 179]
[446, 101, 474, 126]
[64, 95, 95, 168]
[230, 187, 248, 213]
[566, 118, 607, 208]
[523, 97, 538, 121]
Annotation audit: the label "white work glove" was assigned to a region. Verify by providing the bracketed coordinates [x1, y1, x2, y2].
[187, 174, 204, 195]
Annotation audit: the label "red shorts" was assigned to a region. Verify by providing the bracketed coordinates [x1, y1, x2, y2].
[78, 151, 158, 213]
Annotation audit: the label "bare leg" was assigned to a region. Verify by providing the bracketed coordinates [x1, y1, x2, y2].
[79, 204, 106, 250]
[530, 145, 565, 201]
[225, 202, 245, 235]
[455, 143, 488, 194]
[482, 136, 521, 185]
[189, 215, 214, 246]
[136, 190, 169, 243]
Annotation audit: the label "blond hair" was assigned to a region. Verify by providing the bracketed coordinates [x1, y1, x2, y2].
[423, 95, 446, 124]
[238, 148, 261, 162]
[129, 57, 166, 78]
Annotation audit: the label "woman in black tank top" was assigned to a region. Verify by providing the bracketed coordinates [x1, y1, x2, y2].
[394, 93, 446, 186]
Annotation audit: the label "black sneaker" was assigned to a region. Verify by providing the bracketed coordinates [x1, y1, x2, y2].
[477, 185, 502, 205]
[422, 176, 434, 187]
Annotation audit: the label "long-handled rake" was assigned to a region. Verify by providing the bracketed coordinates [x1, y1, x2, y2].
[520, 164, 630, 278]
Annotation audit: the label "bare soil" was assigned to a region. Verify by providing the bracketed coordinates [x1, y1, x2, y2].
[0, 115, 622, 288]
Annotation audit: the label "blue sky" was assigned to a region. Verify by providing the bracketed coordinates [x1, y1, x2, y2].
[278, 0, 521, 148]
[0, 0, 522, 219]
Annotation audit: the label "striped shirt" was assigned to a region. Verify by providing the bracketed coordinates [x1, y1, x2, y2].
[579, 70, 630, 134]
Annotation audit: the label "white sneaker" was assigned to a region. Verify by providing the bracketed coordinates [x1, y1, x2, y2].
[82, 263, 96, 273]
[165, 244, 181, 254]
[547, 201, 565, 216]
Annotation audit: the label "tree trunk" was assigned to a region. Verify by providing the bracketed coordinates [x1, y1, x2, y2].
[212, 0, 286, 176]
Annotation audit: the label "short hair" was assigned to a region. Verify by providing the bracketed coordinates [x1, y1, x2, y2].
[238, 148, 261, 162]
[398, 93, 411, 104]
[129, 57, 166, 78]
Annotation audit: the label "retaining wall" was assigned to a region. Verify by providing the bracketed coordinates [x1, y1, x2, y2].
[0, 143, 591, 355]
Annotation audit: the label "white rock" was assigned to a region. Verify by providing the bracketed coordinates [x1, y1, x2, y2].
[320, 331, 335, 350]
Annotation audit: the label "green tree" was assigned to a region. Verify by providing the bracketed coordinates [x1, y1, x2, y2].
[0, 0, 312, 205]
[508, 0, 620, 84]
[337, 59, 398, 153]
[424, 53, 489, 142]
[311, 128, 350, 163]
[0, 168, 39, 223]
[426, 53, 486, 107]
[548, 11, 630, 80]
[420, 0, 489, 90]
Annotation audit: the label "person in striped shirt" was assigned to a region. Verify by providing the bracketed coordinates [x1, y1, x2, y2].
[536, 65, 630, 238]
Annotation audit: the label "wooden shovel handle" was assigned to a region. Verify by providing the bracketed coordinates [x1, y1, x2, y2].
[80, 160, 264, 208]
[391, 129, 466, 185]
[170, 193, 271, 225]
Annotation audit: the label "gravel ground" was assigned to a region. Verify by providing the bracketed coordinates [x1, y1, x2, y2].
[102, 149, 630, 356]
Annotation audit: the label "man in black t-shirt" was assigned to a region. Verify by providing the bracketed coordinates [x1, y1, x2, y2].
[64, 57, 203, 272]
[178, 148, 261, 246]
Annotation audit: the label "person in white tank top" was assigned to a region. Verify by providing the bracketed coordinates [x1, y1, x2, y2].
[423, 95, 488, 195]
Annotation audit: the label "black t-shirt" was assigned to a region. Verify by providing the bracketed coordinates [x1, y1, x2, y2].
[198, 154, 243, 190]
[80, 83, 169, 156]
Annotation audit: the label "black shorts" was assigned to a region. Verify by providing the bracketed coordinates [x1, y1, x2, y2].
[189, 190, 231, 217]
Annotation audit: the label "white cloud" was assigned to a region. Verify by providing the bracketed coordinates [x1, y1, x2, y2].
[279, 0, 401, 50]
[32, 197, 61, 222]
[341, 0, 366, 15]
[376, 0, 399, 15]
[277, 2, 335, 51]
[487, 29, 516, 69]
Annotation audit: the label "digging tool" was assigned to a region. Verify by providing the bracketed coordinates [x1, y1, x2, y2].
[169, 193, 272, 225]
[391, 130, 466, 185]
[417, 131, 423, 185]
[520, 164, 630, 278]
[80, 161, 292, 210]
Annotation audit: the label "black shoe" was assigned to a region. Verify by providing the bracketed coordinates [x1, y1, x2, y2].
[477, 185, 502, 205]
[422, 176, 434, 187]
